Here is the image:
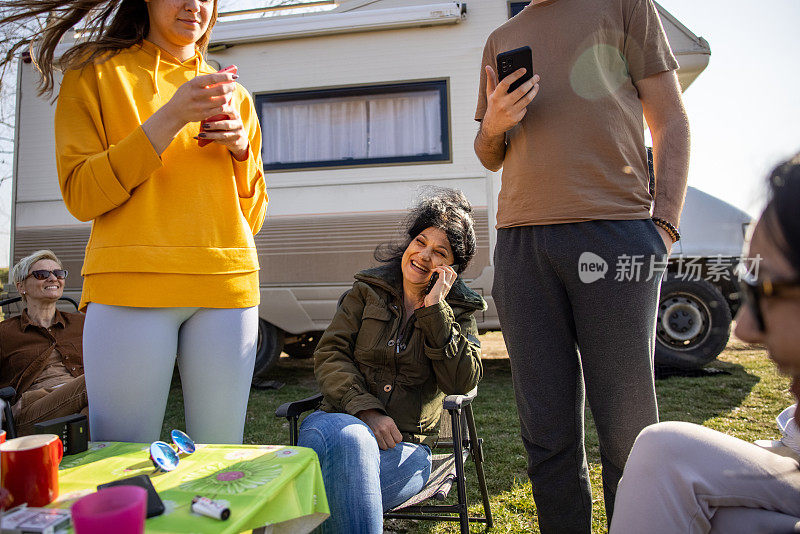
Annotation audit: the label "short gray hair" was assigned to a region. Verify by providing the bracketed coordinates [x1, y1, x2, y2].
[10, 250, 63, 300]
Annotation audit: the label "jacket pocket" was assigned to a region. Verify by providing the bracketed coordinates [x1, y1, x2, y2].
[354, 303, 392, 351]
[396, 339, 432, 386]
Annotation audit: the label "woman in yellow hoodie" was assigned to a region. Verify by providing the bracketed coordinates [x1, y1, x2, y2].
[1, 0, 267, 443]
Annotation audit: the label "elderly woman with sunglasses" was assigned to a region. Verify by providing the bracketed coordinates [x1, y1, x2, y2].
[610, 155, 800, 533]
[0, 250, 87, 436]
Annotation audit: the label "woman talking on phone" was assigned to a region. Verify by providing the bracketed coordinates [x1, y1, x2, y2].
[1, 0, 266, 443]
[299, 188, 484, 533]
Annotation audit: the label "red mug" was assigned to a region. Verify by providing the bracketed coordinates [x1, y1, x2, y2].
[1, 434, 63, 507]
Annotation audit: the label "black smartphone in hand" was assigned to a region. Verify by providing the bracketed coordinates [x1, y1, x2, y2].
[497, 46, 533, 93]
[424, 272, 439, 296]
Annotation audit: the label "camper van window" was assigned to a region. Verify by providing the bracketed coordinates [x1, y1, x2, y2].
[508, 1, 529, 18]
[256, 80, 450, 171]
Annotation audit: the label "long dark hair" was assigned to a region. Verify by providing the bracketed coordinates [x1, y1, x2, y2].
[763, 153, 800, 274]
[375, 187, 477, 275]
[0, 0, 218, 96]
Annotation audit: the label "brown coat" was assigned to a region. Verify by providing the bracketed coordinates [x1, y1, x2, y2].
[314, 264, 485, 447]
[0, 309, 84, 404]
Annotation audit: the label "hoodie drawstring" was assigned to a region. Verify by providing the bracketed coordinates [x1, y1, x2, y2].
[149, 45, 204, 98]
[152, 47, 160, 97]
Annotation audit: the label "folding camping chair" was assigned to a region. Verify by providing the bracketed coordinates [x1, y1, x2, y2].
[0, 295, 81, 439]
[275, 388, 493, 533]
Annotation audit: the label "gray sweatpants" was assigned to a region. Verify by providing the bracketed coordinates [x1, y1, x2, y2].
[493, 219, 666, 533]
[83, 304, 258, 444]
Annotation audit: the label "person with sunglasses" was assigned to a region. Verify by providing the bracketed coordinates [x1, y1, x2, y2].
[1, 250, 87, 436]
[609, 155, 800, 533]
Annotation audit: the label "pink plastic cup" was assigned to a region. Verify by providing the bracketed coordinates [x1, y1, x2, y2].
[71, 486, 147, 534]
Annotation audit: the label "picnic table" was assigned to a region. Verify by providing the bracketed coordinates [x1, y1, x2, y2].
[49, 441, 329, 533]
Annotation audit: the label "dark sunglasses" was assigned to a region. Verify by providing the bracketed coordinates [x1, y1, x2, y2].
[25, 269, 68, 281]
[741, 275, 800, 331]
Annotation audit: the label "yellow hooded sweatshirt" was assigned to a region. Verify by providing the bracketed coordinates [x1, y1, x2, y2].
[55, 40, 267, 309]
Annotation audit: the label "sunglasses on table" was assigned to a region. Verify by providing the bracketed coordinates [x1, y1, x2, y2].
[25, 269, 68, 280]
[740, 274, 800, 331]
[150, 429, 196, 472]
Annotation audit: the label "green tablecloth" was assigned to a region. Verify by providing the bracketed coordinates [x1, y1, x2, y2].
[49, 442, 329, 533]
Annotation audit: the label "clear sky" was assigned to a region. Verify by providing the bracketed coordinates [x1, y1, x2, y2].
[1, 1, 799, 267]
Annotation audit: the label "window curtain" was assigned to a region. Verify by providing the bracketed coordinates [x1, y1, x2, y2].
[368, 91, 442, 158]
[262, 89, 443, 165]
[263, 98, 368, 164]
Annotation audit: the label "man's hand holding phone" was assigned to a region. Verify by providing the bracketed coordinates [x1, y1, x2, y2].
[482, 65, 540, 138]
[423, 265, 457, 308]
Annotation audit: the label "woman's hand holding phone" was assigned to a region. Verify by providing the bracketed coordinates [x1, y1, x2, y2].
[196, 104, 250, 161]
[164, 71, 237, 126]
[142, 69, 238, 155]
[197, 65, 238, 147]
[193, 66, 249, 160]
[423, 265, 457, 308]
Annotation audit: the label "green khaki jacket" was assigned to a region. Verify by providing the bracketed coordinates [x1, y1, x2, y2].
[314, 264, 486, 447]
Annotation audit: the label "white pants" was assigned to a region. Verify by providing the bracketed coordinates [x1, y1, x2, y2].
[83, 304, 258, 444]
[610, 421, 800, 533]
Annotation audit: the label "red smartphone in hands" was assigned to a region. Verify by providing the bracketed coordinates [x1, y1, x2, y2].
[198, 64, 238, 147]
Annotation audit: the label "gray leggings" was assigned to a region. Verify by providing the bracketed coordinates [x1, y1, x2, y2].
[83, 304, 258, 444]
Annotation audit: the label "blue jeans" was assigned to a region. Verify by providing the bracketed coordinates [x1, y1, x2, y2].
[298, 411, 432, 534]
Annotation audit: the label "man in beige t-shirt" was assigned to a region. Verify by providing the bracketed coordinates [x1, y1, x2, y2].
[474, 0, 689, 531]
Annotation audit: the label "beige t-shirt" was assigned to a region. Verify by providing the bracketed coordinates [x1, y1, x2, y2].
[475, 0, 678, 228]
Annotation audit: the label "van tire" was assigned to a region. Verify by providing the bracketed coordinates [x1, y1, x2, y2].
[655, 278, 732, 369]
[284, 331, 323, 359]
[252, 319, 285, 380]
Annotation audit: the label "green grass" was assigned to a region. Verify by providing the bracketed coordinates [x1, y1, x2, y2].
[162, 334, 792, 533]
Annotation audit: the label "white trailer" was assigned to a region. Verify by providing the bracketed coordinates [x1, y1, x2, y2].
[9, 0, 743, 374]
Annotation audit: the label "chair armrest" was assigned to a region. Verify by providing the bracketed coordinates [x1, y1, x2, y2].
[0, 296, 22, 308]
[275, 393, 323, 419]
[59, 297, 80, 312]
[442, 387, 477, 410]
[0, 387, 17, 401]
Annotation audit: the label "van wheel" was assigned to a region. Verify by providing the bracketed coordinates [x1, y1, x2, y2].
[284, 331, 323, 359]
[252, 319, 285, 380]
[655, 278, 732, 369]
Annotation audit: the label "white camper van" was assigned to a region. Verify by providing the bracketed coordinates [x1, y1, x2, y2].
[8, 0, 748, 375]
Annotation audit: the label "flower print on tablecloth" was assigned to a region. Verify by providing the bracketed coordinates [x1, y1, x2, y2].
[179, 458, 283, 494]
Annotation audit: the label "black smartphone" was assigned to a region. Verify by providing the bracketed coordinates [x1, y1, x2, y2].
[98, 474, 165, 518]
[496, 46, 533, 93]
[424, 272, 439, 296]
